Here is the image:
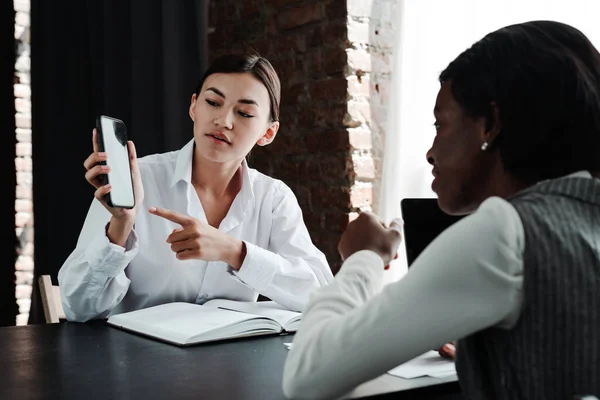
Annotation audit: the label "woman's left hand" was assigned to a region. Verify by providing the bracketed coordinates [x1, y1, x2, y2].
[149, 207, 245, 269]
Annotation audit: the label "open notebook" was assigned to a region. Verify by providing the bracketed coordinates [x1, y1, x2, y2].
[106, 300, 301, 346]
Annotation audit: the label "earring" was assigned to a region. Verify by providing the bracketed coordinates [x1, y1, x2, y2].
[481, 141, 489, 151]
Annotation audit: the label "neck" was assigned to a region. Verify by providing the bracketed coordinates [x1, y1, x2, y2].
[484, 171, 529, 200]
[191, 150, 243, 196]
[469, 160, 530, 212]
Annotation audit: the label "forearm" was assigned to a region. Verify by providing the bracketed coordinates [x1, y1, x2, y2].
[234, 242, 333, 312]
[283, 251, 399, 399]
[106, 216, 135, 247]
[59, 260, 131, 322]
[220, 237, 246, 270]
[58, 228, 138, 322]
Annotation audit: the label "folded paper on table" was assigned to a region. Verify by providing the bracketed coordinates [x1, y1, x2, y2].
[387, 351, 456, 379]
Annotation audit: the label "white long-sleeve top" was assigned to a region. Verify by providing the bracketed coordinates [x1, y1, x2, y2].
[58, 139, 333, 322]
[283, 170, 594, 400]
[282, 196, 525, 399]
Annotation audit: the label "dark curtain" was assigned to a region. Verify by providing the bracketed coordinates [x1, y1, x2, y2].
[0, 1, 18, 326]
[29, 0, 209, 324]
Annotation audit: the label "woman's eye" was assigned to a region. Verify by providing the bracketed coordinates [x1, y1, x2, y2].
[432, 122, 441, 131]
[238, 111, 254, 118]
[205, 99, 219, 107]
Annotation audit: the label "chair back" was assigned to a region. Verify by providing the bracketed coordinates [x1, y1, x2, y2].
[38, 275, 66, 323]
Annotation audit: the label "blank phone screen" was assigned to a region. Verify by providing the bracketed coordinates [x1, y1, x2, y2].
[100, 117, 135, 208]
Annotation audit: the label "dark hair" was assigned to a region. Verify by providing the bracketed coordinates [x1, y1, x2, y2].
[195, 53, 281, 122]
[440, 20, 600, 182]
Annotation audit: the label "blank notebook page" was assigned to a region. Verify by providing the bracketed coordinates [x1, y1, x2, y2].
[108, 303, 255, 338]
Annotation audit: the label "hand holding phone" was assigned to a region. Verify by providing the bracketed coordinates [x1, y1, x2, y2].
[83, 116, 144, 221]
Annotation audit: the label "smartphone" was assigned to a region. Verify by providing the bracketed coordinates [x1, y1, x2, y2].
[95, 115, 135, 209]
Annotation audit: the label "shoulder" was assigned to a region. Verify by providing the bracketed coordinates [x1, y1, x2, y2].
[135, 149, 181, 182]
[476, 196, 522, 225]
[419, 197, 525, 282]
[137, 149, 179, 169]
[247, 167, 296, 199]
[135, 148, 181, 189]
[459, 197, 524, 251]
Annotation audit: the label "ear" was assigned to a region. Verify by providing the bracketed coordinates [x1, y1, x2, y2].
[189, 94, 197, 121]
[256, 121, 280, 147]
[482, 102, 501, 146]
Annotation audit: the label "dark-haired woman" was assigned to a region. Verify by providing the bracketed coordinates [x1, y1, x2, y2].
[284, 21, 600, 400]
[59, 54, 333, 322]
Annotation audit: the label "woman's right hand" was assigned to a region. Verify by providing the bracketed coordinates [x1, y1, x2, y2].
[437, 342, 456, 359]
[337, 212, 403, 265]
[83, 128, 145, 224]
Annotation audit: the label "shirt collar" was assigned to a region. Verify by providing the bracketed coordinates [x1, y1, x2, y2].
[241, 158, 255, 205]
[234, 159, 256, 220]
[565, 170, 593, 178]
[170, 139, 195, 188]
[169, 138, 256, 207]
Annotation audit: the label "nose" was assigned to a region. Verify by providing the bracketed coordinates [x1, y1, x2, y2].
[426, 148, 435, 165]
[213, 109, 233, 130]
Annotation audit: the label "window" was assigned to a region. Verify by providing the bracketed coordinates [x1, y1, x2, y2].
[380, 0, 600, 281]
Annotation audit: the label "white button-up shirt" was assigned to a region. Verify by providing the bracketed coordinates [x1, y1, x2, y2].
[58, 139, 333, 322]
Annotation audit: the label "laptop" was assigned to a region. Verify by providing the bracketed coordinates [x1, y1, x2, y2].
[400, 198, 465, 267]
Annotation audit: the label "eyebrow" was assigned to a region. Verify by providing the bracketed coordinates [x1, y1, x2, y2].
[205, 87, 259, 107]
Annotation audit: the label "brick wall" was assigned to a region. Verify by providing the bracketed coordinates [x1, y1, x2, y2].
[347, 0, 397, 220]
[209, 0, 352, 273]
[14, 0, 32, 326]
[208, 0, 397, 273]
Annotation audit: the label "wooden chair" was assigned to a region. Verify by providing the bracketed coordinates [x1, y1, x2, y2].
[38, 275, 66, 323]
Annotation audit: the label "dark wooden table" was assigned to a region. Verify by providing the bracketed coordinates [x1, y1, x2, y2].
[0, 321, 461, 400]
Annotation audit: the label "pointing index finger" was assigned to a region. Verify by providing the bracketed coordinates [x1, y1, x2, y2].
[149, 207, 194, 226]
